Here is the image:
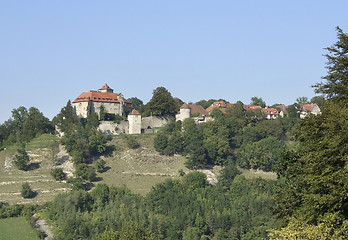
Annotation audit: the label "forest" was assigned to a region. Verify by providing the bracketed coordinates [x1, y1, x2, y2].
[0, 27, 347, 239]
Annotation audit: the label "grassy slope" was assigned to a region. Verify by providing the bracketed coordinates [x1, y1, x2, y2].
[0, 134, 69, 205]
[96, 134, 190, 195]
[0, 217, 39, 240]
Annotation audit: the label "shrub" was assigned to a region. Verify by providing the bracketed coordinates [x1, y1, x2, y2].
[21, 183, 35, 198]
[96, 159, 106, 173]
[51, 168, 66, 181]
[14, 147, 30, 171]
[126, 136, 140, 149]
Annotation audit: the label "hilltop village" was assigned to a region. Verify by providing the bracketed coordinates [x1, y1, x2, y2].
[72, 83, 321, 135]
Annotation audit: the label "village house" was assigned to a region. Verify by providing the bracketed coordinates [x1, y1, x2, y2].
[176, 103, 209, 123]
[205, 101, 283, 119]
[299, 103, 321, 118]
[72, 83, 133, 118]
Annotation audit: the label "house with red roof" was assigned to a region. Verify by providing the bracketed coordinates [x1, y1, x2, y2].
[72, 84, 133, 118]
[261, 107, 279, 119]
[299, 103, 321, 118]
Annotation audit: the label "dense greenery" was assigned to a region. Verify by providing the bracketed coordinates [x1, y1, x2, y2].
[154, 104, 298, 170]
[0, 106, 53, 149]
[271, 27, 348, 239]
[142, 87, 178, 117]
[46, 170, 276, 240]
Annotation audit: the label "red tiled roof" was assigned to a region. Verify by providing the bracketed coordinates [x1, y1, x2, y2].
[243, 105, 261, 110]
[129, 109, 141, 115]
[72, 91, 120, 103]
[180, 103, 190, 109]
[262, 108, 279, 115]
[99, 83, 112, 90]
[206, 101, 233, 112]
[302, 104, 315, 112]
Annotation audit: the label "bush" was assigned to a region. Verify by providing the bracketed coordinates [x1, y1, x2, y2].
[14, 147, 30, 171]
[96, 159, 106, 173]
[21, 183, 35, 198]
[51, 168, 66, 181]
[75, 164, 97, 182]
[126, 136, 140, 149]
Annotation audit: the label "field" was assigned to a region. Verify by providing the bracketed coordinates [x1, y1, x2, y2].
[0, 217, 39, 240]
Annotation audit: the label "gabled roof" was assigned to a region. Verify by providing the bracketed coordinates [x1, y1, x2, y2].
[129, 109, 141, 115]
[72, 91, 120, 103]
[99, 83, 112, 91]
[180, 103, 190, 109]
[243, 105, 261, 110]
[206, 101, 233, 113]
[301, 103, 317, 112]
[188, 104, 207, 116]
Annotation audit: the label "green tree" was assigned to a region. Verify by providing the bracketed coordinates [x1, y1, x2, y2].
[314, 27, 348, 99]
[96, 159, 106, 173]
[14, 145, 30, 170]
[99, 105, 106, 121]
[296, 96, 309, 104]
[127, 97, 144, 110]
[51, 168, 66, 181]
[21, 182, 35, 198]
[251, 96, 266, 108]
[144, 87, 177, 116]
[274, 28, 348, 237]
[310, 96, 325, 107]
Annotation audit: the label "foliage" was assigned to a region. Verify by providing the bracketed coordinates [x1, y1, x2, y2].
[75, 163, 97, 182]
[52, 100, 79, 134]
[295, 96, 309, 104]
[96, 159, 106, 173]
[46, 172, 276, 239]
[274, 28, 348, 237]
[51, 168, 66, 181]
[99, 105, 106, 120]
[21, 183, 35, 198]
[127, 97, 144, 110]
[126, 135, 140, 149]
[237, 137, 287, 171]
[251, 96, 266, 108]
[314, 27, 348, 99]
[14, 145, 30, 170]
[143, 87, 177, 116]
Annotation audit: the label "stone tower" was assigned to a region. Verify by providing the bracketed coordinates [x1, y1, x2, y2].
[128, 109, 142, 134]
[176, 103, 191, 122]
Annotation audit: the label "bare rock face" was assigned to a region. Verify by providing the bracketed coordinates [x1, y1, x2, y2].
[4, 155, 14, 170]
[55, 145, 74, 177]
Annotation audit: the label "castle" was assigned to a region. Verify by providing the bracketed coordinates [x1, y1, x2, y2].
[73, 84, 169, 135]
[72, 83, 133, 118]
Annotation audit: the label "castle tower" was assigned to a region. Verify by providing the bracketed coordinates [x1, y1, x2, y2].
[128, 109, 142, 134]
[98, 83, 114, 93]
[176, 103, 191, 121]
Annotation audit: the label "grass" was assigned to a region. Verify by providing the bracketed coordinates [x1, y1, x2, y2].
[96, 134, 190, 195]
[0, 134, 69, 205]
[0, 217, 39, 240]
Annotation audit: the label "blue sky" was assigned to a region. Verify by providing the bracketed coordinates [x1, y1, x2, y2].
[0, 1, 347, 124]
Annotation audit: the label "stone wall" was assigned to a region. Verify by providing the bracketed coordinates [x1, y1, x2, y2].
[141, 116, 171, 133]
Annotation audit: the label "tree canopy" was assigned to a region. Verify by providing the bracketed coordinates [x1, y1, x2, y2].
[143, 87, 177, 116]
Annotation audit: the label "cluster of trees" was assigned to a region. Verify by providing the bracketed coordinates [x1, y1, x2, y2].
[270, 27, 348, 238]
[0, 106, 53, 149]
[45, 167, 276, 240]
[53, 101, 111, 186]
[154, 102, 297, 171]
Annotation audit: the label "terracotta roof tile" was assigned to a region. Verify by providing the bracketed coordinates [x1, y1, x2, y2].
[180, 103, 190, 109]
[72, 91, 120, 103]
[129, 109, 141, 115]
